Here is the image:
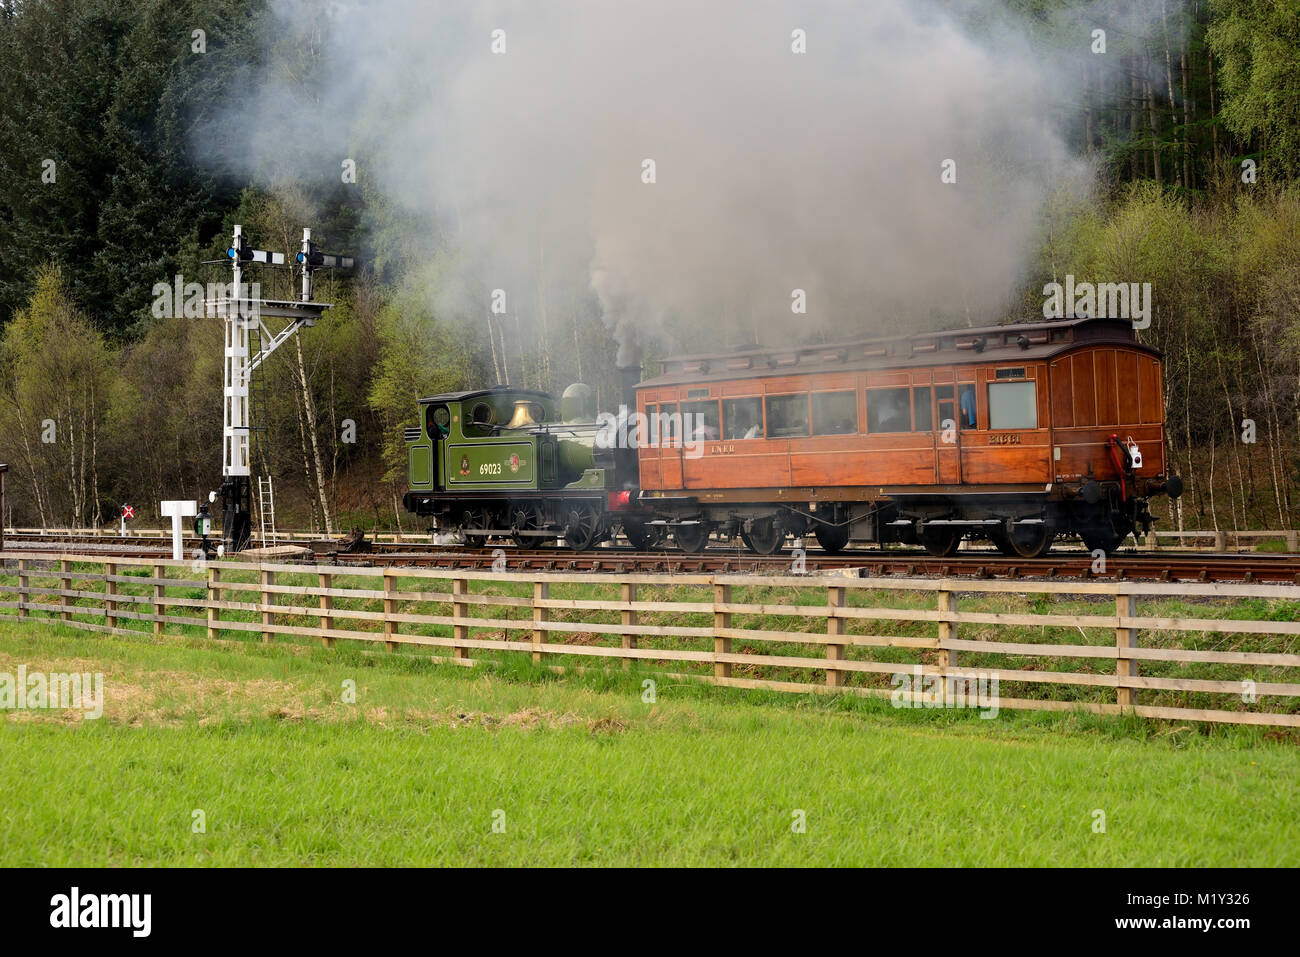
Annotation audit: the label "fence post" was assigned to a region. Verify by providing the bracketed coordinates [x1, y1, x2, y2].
[60, 559, 71, 624]
[620, 581, 637, 669]
[454, 577, 470, 661]
[713, 581, 731, 679]
[17, 558, 27, 619]
[531, 580, 547, 665]
[318, 570, 334, 648]
[1115, 589, 1137, 710]
[936, 583, 956, 673]
[153, 563, 165, 636]
[207, 565, 220, 641]
[383, 568, 397, 653]
[1214, 530, 1226, 552]
[1288, 530, 1298, 553]
[826, 584, 846, 687]
[260, 567, 274, 643]
[104, 561, 117, 631]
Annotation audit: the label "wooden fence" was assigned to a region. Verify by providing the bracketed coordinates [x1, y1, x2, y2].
[0, 550, 1297, 728]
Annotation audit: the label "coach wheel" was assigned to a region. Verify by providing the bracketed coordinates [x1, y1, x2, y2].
[622, 520, 664, 550]
[992, 523, 1055, 559]
[673, 522, 711, 553]
[1079, 523, 1130, 555]
[741, 517, 787, 555]
[921, 526, 960, 557]
[509, 502, 546, 548]
[562, 503, 601, 551]
[459, 507, 491, 548]
[813, 522, 850, 554]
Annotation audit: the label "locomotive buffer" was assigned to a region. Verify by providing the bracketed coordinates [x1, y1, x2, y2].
[206, 225, 353, 551]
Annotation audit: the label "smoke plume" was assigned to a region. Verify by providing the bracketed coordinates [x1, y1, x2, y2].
[210, 0, 1172, 355]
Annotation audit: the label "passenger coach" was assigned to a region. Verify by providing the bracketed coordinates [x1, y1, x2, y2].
[633, 316, 1182, 557]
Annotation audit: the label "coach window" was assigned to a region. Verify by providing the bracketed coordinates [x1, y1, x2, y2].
[912, 387, 933, 432]
[935, 386, 955, 433]
[811, 391, 858, 435]
[958, 384, 977, 429]
[988, 381, 1037, 430]
[765, 394, 810, 438]
[681, 400, 720, 441]
[643, 404, 659, 446]
[723, 397, 763, 439]
[653, 403, 681, 446]
[867, 387, 911, 433]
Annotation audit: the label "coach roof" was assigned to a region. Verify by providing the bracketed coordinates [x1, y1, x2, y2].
[637, 317, 1158, 389]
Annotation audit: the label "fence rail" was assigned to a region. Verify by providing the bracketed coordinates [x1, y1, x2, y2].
[0, 550, 1298, 728]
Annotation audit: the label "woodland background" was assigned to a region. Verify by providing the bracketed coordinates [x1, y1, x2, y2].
[1, 0, 1299, 535]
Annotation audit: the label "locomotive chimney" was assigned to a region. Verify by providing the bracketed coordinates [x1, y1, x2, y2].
[617, 363, 641, 415]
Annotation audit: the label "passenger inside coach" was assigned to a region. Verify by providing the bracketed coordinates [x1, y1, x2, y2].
[959, 385, 977, 428]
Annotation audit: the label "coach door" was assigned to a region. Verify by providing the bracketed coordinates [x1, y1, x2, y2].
[933, 384, 961, 485]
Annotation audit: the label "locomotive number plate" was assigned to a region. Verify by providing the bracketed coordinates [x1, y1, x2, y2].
[988, 434, 1021, 445]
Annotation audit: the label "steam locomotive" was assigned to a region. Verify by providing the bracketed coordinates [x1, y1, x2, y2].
[402, 316, 1183, 557]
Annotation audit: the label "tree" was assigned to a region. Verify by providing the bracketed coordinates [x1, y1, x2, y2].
[0, 264, 119, 527]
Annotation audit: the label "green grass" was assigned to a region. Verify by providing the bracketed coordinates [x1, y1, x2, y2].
[0, 620, 1297, 866]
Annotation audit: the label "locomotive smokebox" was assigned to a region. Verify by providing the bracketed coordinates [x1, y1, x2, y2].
[617, 364, 641, 415]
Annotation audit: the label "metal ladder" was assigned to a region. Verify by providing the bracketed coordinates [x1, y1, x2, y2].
[257, 476, 277, 546]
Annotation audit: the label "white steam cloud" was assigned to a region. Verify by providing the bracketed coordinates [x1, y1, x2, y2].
[222, 0, 1113, 361]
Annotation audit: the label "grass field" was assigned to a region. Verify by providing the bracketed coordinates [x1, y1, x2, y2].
[1, 619, 1297, 866]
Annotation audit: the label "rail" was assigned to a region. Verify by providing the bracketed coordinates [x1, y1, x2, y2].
[9, 526, 1300, 553]
[0, 551, 1297, 728]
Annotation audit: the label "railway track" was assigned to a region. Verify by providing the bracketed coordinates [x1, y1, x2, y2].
[5, 532, 1300, 583]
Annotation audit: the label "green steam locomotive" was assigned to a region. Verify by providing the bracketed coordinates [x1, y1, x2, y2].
[401, 382, 646, 549]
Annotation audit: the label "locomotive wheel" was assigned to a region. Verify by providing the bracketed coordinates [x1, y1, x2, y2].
[459, 507, 491, 548]
[509, 502, 546, 548]
[673, 522, 711, 553]
[920, 526, 960, 557]
[992, 523, 1055, 559]
[813, 522, 850, 554]
[742, 517, 787, 555]
[622, 520, 664, 550]
[562, 504, 601, 551]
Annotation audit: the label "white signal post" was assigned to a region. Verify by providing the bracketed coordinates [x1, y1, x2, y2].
[120, 503, 134, 536]
[206, 225, 352, 551]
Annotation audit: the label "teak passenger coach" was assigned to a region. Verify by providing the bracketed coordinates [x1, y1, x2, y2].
[633, 315, 1181, 556]
[403, 316, 1183, 557]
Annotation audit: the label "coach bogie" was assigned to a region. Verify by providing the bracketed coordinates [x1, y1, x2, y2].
[672, 521, 712, 553]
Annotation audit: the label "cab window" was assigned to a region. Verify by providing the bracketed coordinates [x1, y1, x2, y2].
[426, 404, 451, 439]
